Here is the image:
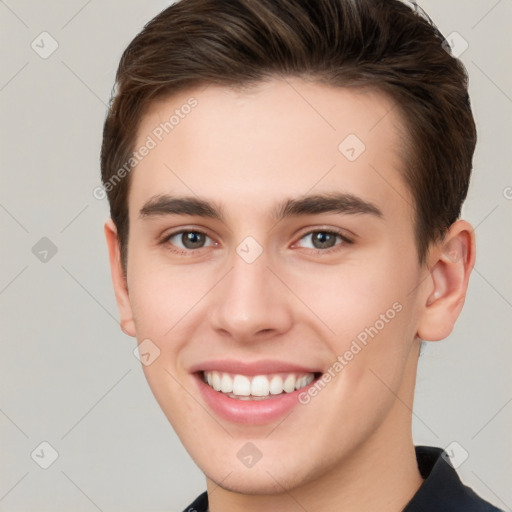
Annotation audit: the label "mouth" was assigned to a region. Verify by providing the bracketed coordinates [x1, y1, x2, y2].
[192, 363, 323, 425]
[201, 370, 320, 400]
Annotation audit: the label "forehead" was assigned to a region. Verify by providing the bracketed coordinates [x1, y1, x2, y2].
[130, 79, 412, 221]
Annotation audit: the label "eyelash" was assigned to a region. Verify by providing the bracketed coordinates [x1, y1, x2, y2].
[159, 228, 353, 256]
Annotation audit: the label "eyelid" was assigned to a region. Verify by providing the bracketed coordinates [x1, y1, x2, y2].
[159, 226, 217, 255]
[160, 224, 214, 240]
[291, 227, 354, 253]
[293, 225, 355, 243]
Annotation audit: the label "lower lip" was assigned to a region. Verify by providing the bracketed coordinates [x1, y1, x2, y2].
[194, 373, 316, 425]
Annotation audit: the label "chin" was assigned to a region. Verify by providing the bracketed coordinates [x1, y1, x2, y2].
[207, 468, 303, 495]
[217, 479, 286, 495]
[200, 453, 321, 496]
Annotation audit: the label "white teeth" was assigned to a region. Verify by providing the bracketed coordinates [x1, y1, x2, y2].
[221, 373, 233, 393]
[203, 371, 315, 399]
[211, 372, 221, 391]
[269, 375, 283, 395]
[296, 375, 313, 390]
[251, 375, 270, 397]
[283, 374, 296, 393]
[232, 375, 251, 396]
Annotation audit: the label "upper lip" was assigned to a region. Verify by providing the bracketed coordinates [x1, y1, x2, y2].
[190, 359, 321, 376]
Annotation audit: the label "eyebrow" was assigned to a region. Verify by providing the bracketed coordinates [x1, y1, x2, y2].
[138, 192, 383, 222]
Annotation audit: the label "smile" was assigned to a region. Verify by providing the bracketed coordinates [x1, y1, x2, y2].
[202, 371, 316, 400]
[192, 360, 323, 424]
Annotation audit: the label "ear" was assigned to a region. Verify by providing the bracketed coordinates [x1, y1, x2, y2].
[104, 218, 136, 337]
[417, 220, 476, 341]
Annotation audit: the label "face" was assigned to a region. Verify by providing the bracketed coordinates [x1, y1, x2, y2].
[115, 79, 432, 493]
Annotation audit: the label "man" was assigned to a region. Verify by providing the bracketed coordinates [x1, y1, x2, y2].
[100, 0, 503, 510]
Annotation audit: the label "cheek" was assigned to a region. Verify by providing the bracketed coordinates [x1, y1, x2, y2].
[127, 252, 205, 338]
[291, 250, 419, 398]
[289, 254, 411, 339]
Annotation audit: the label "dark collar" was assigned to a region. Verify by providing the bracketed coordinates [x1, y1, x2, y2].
[182, 445, 502, 512]
[403, 445, 501, 511]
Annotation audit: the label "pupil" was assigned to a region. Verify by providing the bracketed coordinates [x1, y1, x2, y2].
[183, 232, 204, 248]
[314, 232, 334, 249]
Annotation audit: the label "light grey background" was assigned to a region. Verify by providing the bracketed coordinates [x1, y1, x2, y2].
[1, 1, 511, 511]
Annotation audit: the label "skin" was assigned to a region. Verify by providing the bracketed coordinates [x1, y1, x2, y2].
[105, 78, 475, 512]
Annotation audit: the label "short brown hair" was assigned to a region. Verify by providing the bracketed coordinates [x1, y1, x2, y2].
[100, 0, 476, 271]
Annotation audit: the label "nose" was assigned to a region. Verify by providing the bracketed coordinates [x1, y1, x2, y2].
[208, 244, 293, 343]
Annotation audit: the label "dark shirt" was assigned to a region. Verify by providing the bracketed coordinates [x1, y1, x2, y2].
[182, 445, 504, 511]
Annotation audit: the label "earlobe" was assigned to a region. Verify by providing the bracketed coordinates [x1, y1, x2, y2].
[417, 220, 476, 341]
[104, 218, 136, 337]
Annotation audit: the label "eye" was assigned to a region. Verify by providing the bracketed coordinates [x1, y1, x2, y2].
[160, 227, 353, 256]
[162, 229, 216, 255]
[294, 229, 352, 253]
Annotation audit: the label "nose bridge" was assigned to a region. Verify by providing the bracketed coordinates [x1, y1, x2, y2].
[209, 237, 292, 340]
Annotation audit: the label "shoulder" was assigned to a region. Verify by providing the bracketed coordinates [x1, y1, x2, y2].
[181, 491, 208, 512]
[403, 446, 505, 512]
